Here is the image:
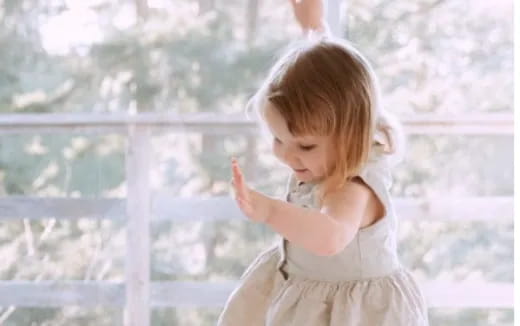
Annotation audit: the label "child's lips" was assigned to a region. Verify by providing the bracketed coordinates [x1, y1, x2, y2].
[294, 168, 308, 173]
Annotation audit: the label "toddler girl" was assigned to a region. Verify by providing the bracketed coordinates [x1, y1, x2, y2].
[218, 2, 429, 324]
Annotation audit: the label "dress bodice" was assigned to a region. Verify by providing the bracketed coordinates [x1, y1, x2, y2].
[280, 149, 402, 282]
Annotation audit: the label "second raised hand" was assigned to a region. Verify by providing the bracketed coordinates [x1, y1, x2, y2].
[230, 158, 274, 223]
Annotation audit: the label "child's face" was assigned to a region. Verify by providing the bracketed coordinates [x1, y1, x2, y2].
[263, 103, 333, 183]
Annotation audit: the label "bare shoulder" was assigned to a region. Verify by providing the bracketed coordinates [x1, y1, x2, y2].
[320, 177, 385, 230]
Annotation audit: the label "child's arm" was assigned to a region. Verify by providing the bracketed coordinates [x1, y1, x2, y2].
[265, 182, 369, 256]
[231, 159, 371, 256]
[289, 0, 331, 36]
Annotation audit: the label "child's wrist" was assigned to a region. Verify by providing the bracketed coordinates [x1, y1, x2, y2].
[248, 190, 276, 224]
[262, 197, 279, 225]
[302, 23, 330, 37]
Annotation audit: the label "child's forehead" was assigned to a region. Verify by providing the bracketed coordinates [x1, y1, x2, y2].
[266, 123, 317, 141]
[262, 103, 325, 141]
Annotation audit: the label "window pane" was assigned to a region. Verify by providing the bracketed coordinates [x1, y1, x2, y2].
[346, 0, 513, 115]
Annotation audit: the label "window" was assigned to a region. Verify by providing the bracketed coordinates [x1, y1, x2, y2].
[0, 0, 512, 325]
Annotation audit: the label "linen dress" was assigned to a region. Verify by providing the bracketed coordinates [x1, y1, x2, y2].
[217, 147, 429, 326]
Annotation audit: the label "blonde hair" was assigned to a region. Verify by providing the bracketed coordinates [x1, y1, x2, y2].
[247, 36, 405, 199]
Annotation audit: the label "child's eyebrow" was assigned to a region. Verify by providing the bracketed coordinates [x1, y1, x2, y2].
[293, 135, 317, 142]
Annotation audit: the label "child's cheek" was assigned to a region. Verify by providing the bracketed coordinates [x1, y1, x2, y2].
[272, 143, 283, 162]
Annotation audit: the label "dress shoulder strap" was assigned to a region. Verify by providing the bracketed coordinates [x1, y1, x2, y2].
[358, 150, 397, 229]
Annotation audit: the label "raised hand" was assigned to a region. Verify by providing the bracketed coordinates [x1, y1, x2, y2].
[230, 158, 273, 223]
[289, 0, 328, 34]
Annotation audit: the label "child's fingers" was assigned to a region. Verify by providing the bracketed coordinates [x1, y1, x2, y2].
[230, 159, 254, 218]
[231, 158, 247, 197]
[232, 167, 241, 185]
[230, 179, 237, 194]
[234, 179, 246, 201]
[230, 167, 242, 196]
[232, 160, 243, 182]
[231, 160, 252, 214]
[231, 178, 242, 198]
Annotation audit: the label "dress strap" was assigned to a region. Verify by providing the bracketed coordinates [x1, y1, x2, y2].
[358, 154, 397, 229]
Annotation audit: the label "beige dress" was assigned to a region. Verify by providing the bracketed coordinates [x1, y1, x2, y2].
[217, 149, 429, 326]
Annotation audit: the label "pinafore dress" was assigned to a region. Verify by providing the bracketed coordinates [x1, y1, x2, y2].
[217, 148, 429, 325]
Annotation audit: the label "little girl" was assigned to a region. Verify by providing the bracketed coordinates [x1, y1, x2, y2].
[217, 2, 429, 325]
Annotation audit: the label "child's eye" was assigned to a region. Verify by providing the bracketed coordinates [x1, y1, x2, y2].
[273, 137, 282, 144]
[299, 144, 316, 151]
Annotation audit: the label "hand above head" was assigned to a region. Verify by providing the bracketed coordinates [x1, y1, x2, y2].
[230, 158, 273, 223]
[288, 0, 329, 35]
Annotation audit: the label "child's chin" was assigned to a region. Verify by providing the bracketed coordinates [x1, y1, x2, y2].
[294, 172, 315, 182]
